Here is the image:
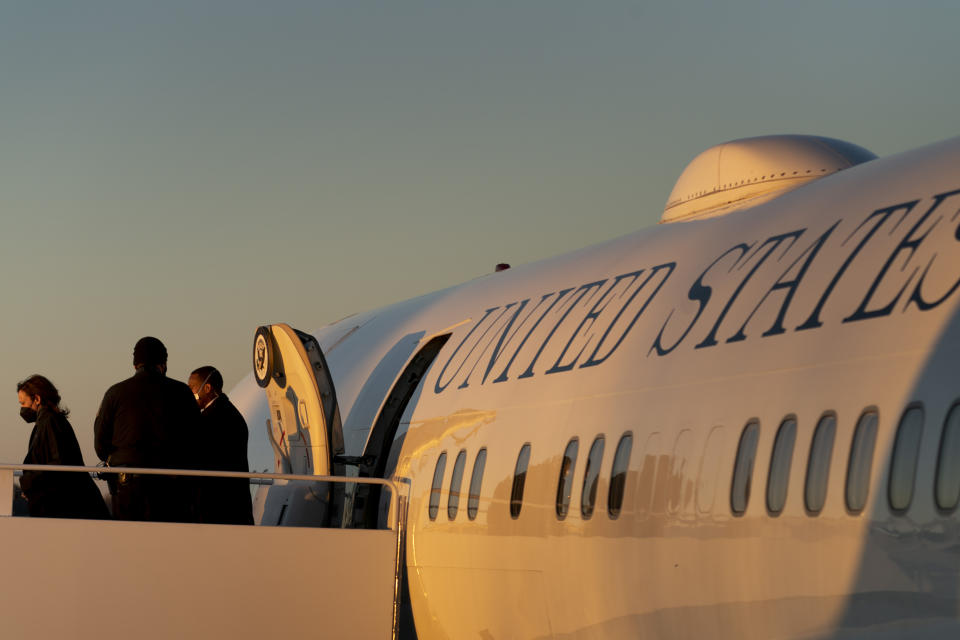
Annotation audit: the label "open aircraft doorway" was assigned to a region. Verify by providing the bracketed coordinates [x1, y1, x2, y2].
[353, 333, 452, 530]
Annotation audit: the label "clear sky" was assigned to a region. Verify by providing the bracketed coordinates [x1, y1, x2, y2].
[1, 1, 957, 463]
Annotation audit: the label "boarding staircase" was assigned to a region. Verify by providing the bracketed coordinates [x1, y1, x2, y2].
[0, 322, 416, 638]
[0, 465, 407, 640]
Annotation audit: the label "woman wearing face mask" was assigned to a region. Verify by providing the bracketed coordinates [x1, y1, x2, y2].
[16, 375, 109, 519]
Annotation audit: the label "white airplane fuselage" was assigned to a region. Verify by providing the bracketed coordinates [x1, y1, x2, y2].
[236, 136, 960, 638]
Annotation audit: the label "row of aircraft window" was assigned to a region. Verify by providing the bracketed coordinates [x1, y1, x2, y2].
[735, 403, 960, 516]
[428, 433, 633, 521]
[427, 401, 960, 522]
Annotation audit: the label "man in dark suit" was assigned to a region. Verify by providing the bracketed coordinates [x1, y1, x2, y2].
[188, 366, 254, 525]
[94, 336, 200, 521]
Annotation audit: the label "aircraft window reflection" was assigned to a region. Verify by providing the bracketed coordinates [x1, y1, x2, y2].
[731, 420, 760, 516]
[667, 430, 693, 515]
[608, 432, 633, 519]
[805, 414, 836, 515]
[889, 405, 924, 512]
[635, 433, 661, 518]
[767, 418, 796, 516]
[581, 436, 605, 519]
[936, 403, 960, 512]
[696, 427, 726, 515]
[846, 410, 878, 514]
[468, 448, 487, 520]
[556, 438, 579, 520]
[448, 450, 467, 520]
[429, 452, 447, 521]
[510, 444, 531, 519]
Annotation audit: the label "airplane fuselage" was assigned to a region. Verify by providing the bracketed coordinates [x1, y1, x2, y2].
[239, 136, 960, 638]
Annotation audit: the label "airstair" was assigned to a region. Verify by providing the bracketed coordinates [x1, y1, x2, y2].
[0, 323, 411, 638]
[0, 465, 408, 640]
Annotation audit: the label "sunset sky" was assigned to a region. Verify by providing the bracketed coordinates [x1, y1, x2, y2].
[1, 1, 957, 463]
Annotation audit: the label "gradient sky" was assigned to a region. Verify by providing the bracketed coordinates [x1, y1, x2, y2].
[1, 1, 957, 463]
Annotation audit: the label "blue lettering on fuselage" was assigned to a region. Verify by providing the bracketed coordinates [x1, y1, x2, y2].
[433, 188, 960, 394]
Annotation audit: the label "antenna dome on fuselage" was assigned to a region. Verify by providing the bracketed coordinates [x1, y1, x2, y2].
[661, 135, 877, 223]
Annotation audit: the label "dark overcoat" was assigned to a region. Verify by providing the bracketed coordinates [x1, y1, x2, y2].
[93, 368, 200, 521]
[195, 394, 254, 525]
[21, 408, 109, 519]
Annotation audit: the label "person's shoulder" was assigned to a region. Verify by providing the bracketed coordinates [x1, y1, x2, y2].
[219, 395, 247, 423]
[163, 376, 199, 409]
[104, 374, 136, 396]
[50, 411, 77, 433]
[37, 407, 70, 429]
[35, 408, 57, 429]
[163, 376, 191, 390]
[49, 409, 72, 425]
[207, 394, 241, 416]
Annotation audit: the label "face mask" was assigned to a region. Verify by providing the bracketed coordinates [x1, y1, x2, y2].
[193, 372, 213, 402]
[20, 407, 37, 423]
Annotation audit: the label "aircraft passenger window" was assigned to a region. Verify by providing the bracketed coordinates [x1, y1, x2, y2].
[635, 433, 661, 518]
[429, 452, 447, 521]
[766, 418, 796, 516]
[696, 426, 727, 515]
[667, 429, 694, 516]
[468, 448, 487, 520]
[608, 432, 633, 519]
[846, 410, 878, 514]
[510, 444, 532, 519]
[730, 420, 760, 516]
[447, 450, 467, 520]
[805, 414, 836, 515]
[889, 405, 924, 513]
[936, 403, 960, 512]
[556, 438, 579, 520]
[581, 436, 605, 519]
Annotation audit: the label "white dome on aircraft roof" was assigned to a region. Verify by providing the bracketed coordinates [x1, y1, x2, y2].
[661, 135, 877, 224]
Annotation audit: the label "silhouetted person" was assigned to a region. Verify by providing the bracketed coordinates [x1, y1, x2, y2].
[16, 375, 109, 519]
[94, 337, 199, 521]
[188, 366, 254, 525]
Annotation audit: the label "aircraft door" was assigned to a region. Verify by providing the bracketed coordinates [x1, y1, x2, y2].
[253, 324, 345, 477]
